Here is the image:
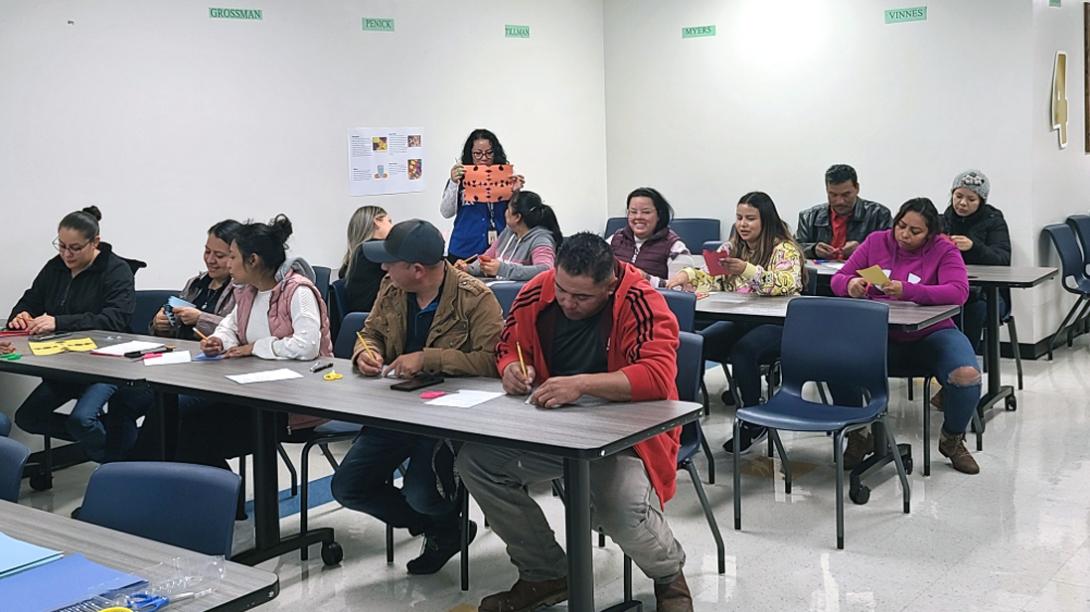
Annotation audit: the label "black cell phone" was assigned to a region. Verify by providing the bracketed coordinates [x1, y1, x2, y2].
[390, 373, 445, 391]
[29, 332, 72, 342]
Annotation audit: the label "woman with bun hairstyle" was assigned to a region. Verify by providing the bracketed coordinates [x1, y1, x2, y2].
[175, 214, 334, 484]
[9, 206, 140, 462]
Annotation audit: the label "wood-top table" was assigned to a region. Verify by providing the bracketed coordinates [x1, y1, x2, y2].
[695, 292, 961, 332]
[0, 500, 278, 611]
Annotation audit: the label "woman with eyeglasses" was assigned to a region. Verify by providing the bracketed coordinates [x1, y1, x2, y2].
[608, 187, 693, 288]
[440, 129, 526, 262]
[7, 206, 141, 463]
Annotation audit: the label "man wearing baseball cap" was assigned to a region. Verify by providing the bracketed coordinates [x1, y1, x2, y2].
[330, 219, 504, 575]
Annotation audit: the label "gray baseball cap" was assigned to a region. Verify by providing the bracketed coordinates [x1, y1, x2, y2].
[362, 219, 445, 265]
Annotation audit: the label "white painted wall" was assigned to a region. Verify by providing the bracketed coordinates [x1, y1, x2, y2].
[602, 0, 1090, 344]
[0, 0, 608, 441]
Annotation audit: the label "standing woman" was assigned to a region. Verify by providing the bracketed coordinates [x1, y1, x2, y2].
[176, 214, 333, 478]
[440, 129, 525, 261]
[609, 187, 693, 288]
[338, 205, 394, 313]
[150, 219, 242, 340]
[666, 192, 805, 453]
[456, 190, 562, 281]
[9, 206, 138, 462]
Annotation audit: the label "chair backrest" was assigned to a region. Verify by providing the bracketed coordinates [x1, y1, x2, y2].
[79, 462, 240, 556]
[779, 297, 889, 408]
[657, 289, 696, 332]
[672, 218, 721, 251]
[1045, 223, 1088, 293]
[312, 266, 332, 305]
[330, 279, 349, 323]
[1065, 215, 1090, 267]
[0, 411, 10, 437]
[334, 312, 369, 359]
[0, 436, 30, 502]
[490, 281, 526, 318]
[603, 217, 626, 238]
[701, 240, 722, 253]
[131, 289, 177, 335]
[802, 266, 819, 296]
[675, 332, 704, 464]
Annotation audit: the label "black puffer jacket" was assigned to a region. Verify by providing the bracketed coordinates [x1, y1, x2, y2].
[8, 242, 135, 332]
[941, 203, 1011, 266]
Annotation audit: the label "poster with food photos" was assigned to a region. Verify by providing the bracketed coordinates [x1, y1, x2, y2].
[347, 127, 426, 196]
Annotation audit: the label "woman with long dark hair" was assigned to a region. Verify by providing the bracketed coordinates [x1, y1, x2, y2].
[457, 190, 562, 281]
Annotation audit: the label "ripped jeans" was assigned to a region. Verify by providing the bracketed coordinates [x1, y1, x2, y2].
[832, 328, 981, 435]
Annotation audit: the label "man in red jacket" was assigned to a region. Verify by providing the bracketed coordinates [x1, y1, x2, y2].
[457, 232, 691, 612]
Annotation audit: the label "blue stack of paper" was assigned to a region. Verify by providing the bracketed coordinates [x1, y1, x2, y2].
[0, 531, 62, 579]
[0, 552, 145, 612]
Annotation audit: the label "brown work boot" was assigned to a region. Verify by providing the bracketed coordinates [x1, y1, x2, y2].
[930, 387, 944, 411]
[654, 572, 693, 612]
[842, 429, 874, 470]
[938, 430, 980, 474]
[479, 577, 568, 612]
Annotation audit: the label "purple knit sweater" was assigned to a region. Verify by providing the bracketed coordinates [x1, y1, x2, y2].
[830, 229, 969, 342]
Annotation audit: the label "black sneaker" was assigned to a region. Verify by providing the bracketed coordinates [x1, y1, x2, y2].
[722, 424, 767, 454]
[406, 520, 477, 575]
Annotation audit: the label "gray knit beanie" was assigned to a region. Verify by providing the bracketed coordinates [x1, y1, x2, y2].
[951, 169, 990, 201]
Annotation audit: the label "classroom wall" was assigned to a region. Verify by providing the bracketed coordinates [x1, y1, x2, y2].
[602, 0, 1090, 344]
[0, 0, 608, 442]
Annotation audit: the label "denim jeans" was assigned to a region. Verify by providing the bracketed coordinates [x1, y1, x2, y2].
[330, 429, 457, 536]
[831, 327, 981, 435]
[14, 381, 120, 462]
[700, 321, 785, 407]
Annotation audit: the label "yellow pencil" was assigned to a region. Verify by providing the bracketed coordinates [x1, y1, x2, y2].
[516, 342, 528, 378]
[193, 328, 209, 341]
[356, 330, 377, 361]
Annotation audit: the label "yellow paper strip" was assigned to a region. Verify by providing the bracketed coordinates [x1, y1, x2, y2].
[60, 338, 97, 352]
[28, 341, 65, 356]
[857, 265, 891, 286]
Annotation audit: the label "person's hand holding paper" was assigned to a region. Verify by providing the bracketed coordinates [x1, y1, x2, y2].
[856, 265, 904, 298]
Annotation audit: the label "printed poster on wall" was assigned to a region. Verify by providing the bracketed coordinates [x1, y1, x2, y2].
[347, 127, 426, 196]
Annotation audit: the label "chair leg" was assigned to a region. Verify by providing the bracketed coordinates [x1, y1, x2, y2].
[923, 377, 931, 477]
[907, 378, 914, 401]
[699, 433, 716, 485]
[299, 439, 316, 561]
[769, 429, 791, 494]
[598, 531, 606, 548]
[833, 430, 845, 549]
[277, 443, 298, 497]
[623, 554, 634, 602]
[881, 420, 911, 515]
[385, 522, 394, 563]
[1049, 297, 1086, 360]
[239, 454, 247, 501]
[685, 461, 725, 574]
[817, 382, 830, 405]
[319, 443, 340, 470]
[460, 482, 469, 591]
[971, 409, 984, 452]
[1007, 316, 1023, 390]
[700, 378, 710, 417]
[733, 419, 742, 531]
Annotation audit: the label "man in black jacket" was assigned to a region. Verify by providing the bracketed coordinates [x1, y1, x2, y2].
[796, 164, 891, 260]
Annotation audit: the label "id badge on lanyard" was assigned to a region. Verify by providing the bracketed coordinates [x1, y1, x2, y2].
[487, 203, 498, 245]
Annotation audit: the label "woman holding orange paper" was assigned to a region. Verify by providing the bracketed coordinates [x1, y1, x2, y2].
[665, 192, 805, 454]
[440, 129, 525, 261]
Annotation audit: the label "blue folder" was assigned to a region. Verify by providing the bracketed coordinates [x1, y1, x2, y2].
[0, 532, 62, 579]
[0, 553, 145, 612]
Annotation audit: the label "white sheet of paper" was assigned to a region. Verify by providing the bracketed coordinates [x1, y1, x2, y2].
[226, 368, 304, 384]
[92, 340, 165, 356]
[425, 390, 503, 408]
[143, 351, 191, 366]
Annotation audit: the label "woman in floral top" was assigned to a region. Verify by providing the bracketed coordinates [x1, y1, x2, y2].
[667, 191, 805, 453]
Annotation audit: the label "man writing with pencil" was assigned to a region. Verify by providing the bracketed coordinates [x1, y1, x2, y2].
[330, 219, 503, 576]
[457, 232, 693, 612]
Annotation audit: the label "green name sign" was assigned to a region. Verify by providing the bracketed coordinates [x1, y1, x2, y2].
[363, 18, 394, 32]
[884, 6, 927, 24]
[209, 7, 263, 20]
[1049, 0, 1061, 7]
[505, 24, 530, 38]
[682, 25, 716, 39]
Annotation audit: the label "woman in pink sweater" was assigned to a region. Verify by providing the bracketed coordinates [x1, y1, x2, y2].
[831, 198, 981, 475]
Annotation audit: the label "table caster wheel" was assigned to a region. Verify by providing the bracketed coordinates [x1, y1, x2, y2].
[1005, 395, 1017, 411]
[849, 484, 870, 505]
[321, 541, 343, 566]
[29, 473, 53, 491]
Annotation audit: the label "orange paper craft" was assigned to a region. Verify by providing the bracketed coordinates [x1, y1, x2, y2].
[462, 164, 515, 203]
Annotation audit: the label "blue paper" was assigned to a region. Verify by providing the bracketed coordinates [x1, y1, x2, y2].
[0, 553, 145, 612]
[0, 532, 62, 579]
[194, 352, 226, 361]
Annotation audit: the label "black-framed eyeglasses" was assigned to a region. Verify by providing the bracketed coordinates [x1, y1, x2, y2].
[471, 149, 494, 160]
[52, 237, 92, 254]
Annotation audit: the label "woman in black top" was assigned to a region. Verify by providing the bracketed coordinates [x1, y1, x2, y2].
[339, 205, 393, 313]
[150, 219, 241, 340]
[942, 169, 1011, 351]
[8, 206, 139, 462]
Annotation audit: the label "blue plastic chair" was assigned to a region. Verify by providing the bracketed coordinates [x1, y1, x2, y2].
[313, 266, 332, 306]
[131, 289, 176, 334]
[603, 217, 626, 238]
[79, 462, 240, 556]
[733, 298, 910, 549]
[657, 289, 696, 333]
[0, 411, 10, 437]
[0, 436, 30, 502]
[672, 218, 721, 252]
[329, 279, 349, 335]
[1045, 223, 1090, 359]
[489, 281, 527, 318]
